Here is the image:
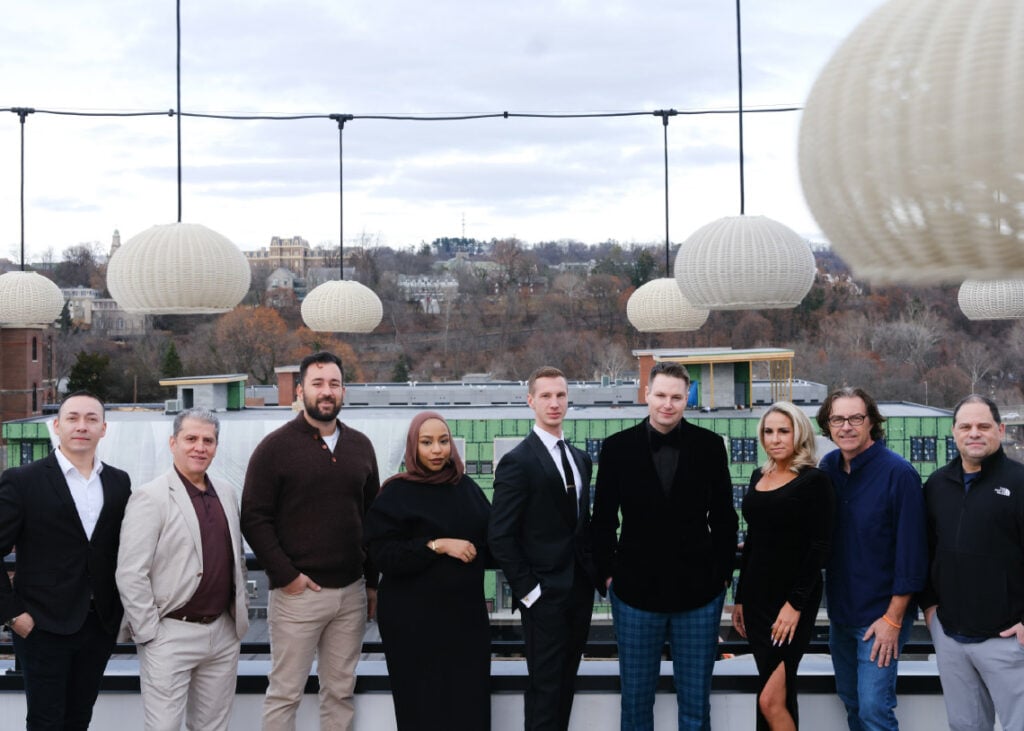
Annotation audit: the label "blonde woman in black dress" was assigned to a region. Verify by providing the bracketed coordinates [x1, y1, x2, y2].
[732, 402, 835, 730]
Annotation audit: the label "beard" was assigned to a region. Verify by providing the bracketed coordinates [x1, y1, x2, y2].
[303, 393, 342, 423]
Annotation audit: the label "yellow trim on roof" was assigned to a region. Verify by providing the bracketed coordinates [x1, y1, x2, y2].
[158, 374, 248, 387]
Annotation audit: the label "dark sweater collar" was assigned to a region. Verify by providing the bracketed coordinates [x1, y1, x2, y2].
[288, 411, 343, 439]
[645, 417, 684, 451]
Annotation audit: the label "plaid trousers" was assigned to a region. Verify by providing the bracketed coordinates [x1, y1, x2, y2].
[610, 586, 724, 731]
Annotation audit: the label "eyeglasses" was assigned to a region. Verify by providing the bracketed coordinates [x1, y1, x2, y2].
[828, 414, 867, 427]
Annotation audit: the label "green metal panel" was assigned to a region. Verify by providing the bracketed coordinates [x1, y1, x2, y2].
[734, 362, 751, 406]
[463, 442, 479, 461]
[227, 381, 244, 410]
[686, 366, 701, 388]
[449, 420, 471, 439]
[471, 419, 488, 443]
[483, 570, 497, 606]
[1, 422, 49, 440]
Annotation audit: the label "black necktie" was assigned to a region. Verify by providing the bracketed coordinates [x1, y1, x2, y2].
[556, 440, 578, 523]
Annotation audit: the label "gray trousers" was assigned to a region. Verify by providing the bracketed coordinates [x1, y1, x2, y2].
[929, 612, 1024, 731]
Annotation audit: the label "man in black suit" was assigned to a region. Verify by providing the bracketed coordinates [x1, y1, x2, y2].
[489, 365, 600, 731]
[0, 391, 132, 730]
[592, 362, 738, 730]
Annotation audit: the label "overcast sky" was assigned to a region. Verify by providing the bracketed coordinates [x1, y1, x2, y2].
[1, 0, 885, 263]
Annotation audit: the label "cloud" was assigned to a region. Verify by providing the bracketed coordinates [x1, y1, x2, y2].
[1, 0, 881, 257]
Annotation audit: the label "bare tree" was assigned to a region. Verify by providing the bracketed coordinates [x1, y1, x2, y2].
[869, 310, 945, 378]
[595, 342, 632, 381]
[959, 340, 995, 394]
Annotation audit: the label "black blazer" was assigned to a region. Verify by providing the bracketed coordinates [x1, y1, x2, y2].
[0, 452, 132, 635]
[592, 418, 738, 612]
[488, 431, 599, 603]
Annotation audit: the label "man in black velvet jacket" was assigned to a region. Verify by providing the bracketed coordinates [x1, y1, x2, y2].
[592, 362, 737, 730]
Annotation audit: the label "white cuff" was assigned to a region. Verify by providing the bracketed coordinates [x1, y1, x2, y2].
[520, 583, 542, 608]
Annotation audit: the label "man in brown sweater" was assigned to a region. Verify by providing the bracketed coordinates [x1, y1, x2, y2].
[241, 351, 380, 731]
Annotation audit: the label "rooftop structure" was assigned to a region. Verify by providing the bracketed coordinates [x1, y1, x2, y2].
[635, 347, 798, 408]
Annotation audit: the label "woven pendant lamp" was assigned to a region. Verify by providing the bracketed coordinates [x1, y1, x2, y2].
[673, 0, 814, 310]
[0, 271, 66, 327]
[107, 223, 250, 314]
[800, 0, 1024, 284]
[625, 110, 709, 332]
[302, 115, 383, 333]
[0, 108, 65, 327]
[675, 215, 815, 310]
[627, 278, 709, 332]
[958, 280, 1024, 321]
[105, 0, 250, 314]
[301, 280, 384, 332]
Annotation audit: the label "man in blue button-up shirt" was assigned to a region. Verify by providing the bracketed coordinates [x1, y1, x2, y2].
[817, 387, 927, 731]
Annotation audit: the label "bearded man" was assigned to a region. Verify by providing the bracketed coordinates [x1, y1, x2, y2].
[242, 351, 380, 731]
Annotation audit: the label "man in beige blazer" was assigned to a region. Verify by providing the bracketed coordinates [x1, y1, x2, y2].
[116, 407, 249, 731]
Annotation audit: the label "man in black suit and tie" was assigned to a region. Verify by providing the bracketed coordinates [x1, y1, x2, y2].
[489, 365, 601, 731]
[0, 391, 132, 730]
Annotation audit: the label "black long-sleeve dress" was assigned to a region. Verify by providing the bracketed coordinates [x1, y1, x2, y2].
[364, 475, 492, 731]
[736, 467, 834, 730]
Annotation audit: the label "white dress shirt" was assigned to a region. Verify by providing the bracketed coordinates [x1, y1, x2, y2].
[54, 447, 105, 540]
[521, 425, 581, 607]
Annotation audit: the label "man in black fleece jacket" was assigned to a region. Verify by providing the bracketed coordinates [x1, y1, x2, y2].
[242, 351, 379, 731]
[920, 394, 1024, 731]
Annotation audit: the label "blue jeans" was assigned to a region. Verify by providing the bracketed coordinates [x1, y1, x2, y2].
[611, 586, 725, 731]
[829, 617, 913, 731]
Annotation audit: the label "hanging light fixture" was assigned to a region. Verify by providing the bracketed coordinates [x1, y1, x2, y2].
[0, 108, 66, 327]
[799, 0, 1024, 284]
[958, 280, 1024, 321]
[674, 0, 815, 310]
[301, 114, 383, 333]
[626, 110, 709, 333]
[106, 0, 250, 314]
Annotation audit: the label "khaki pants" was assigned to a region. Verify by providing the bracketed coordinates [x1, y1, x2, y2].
[137, 613, 241, 731]
[262, 580, 367, 731]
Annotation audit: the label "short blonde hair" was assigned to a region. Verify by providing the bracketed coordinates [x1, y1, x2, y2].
[758, 401, 818, 474]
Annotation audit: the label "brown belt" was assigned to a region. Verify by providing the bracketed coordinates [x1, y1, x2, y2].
[165, 611, 221, 624]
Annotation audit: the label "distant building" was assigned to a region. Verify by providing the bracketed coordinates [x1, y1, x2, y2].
[158, 374, 248, 412]
[0, 327, 56, 428]
[634, 347, 811, 410]
[245, 235, 343, 278]
[551, 260, 597, 275]
[436, 252, 500, 276]
[61, 287, 149, 338]
[305, 266, 341, 290]
[397, 274, 458, 313]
